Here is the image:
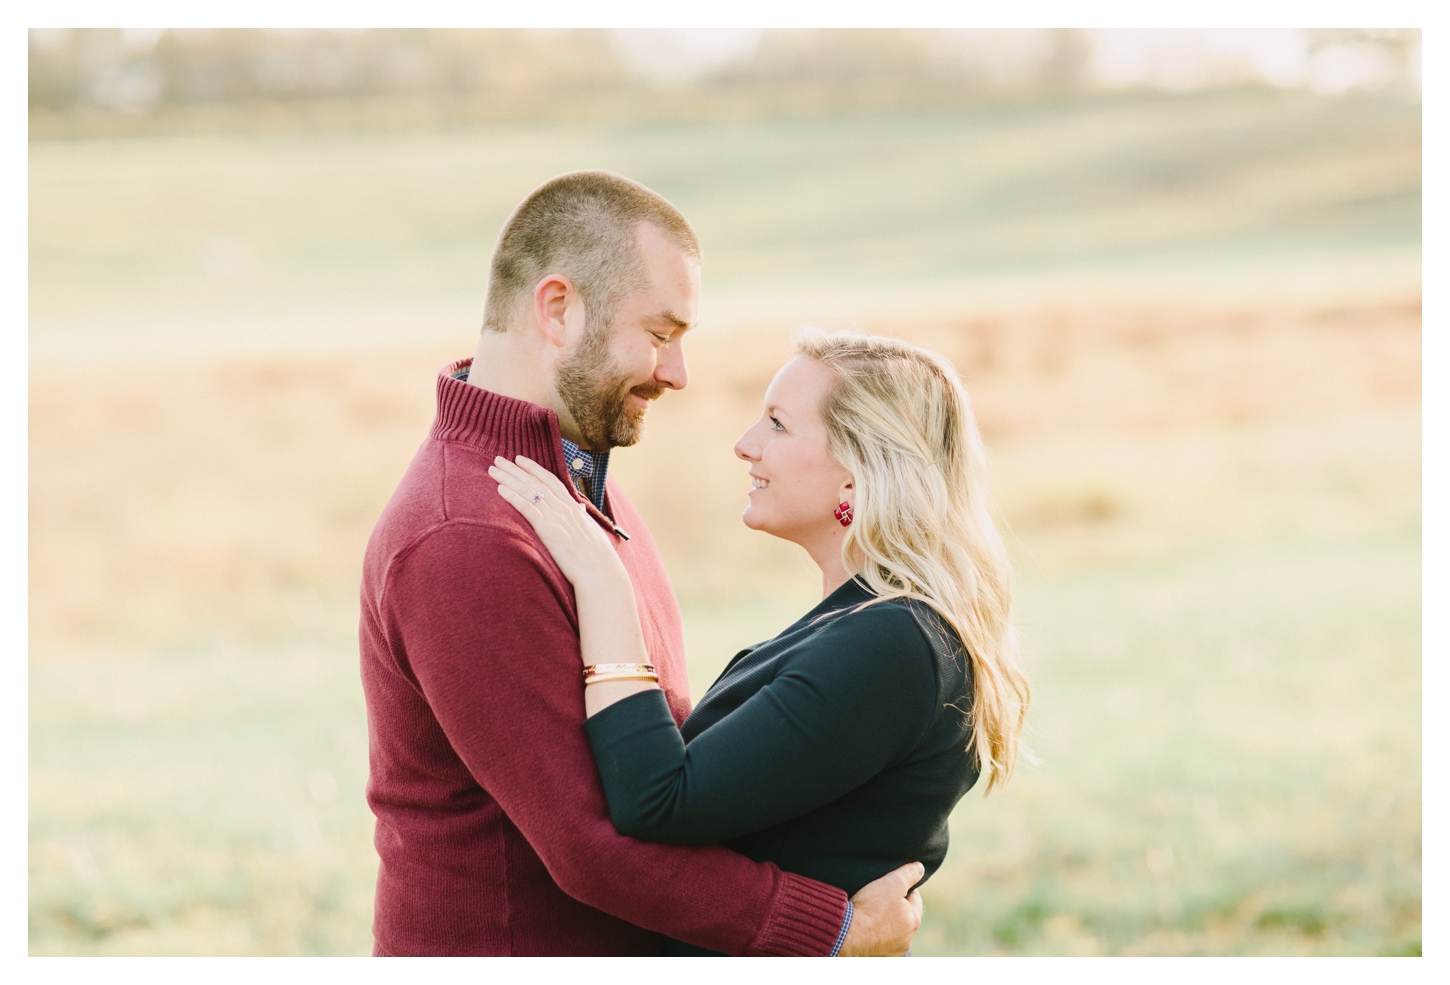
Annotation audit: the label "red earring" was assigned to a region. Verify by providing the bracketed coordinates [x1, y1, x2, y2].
[833, 502, 853, 527]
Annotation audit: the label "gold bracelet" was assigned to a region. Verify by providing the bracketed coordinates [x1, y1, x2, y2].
[584, 670, 659, 681]
[584, 673, 660, 686]
[582, 663, 656, 680]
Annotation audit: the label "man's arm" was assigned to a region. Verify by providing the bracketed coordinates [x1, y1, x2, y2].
[385, 519, 860, 955]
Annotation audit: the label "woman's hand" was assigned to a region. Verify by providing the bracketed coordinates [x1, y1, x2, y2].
[492, 455, 656, 713]
[489, 455, 624, 589]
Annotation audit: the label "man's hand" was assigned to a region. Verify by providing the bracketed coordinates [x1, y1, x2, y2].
[837, 861, 924, 956]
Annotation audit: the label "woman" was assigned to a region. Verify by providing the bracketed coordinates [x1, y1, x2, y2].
[489, 329, 1030, 955]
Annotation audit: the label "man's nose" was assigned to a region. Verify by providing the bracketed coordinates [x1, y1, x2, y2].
[655, 340, 688, 391]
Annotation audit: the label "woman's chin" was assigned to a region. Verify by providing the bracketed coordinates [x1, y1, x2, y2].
[740, 507, 766, 532]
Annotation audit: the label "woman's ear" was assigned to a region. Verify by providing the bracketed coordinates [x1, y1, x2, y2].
[838, 478, 854, 503]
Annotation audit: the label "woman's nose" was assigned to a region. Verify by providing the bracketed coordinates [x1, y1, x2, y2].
[734, 422, 761, 462]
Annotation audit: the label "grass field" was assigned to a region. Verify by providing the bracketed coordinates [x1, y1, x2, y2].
[29, 90, 1420, 955]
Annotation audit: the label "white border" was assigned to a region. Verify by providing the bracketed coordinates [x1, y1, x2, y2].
[12, 4, 1442, 980]
[13, 1, 1447, 29]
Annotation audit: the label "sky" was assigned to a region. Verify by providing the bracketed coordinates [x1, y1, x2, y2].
[608, 28, 1420, 95]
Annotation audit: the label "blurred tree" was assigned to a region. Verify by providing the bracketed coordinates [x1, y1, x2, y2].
[28, 28, 1420, 138]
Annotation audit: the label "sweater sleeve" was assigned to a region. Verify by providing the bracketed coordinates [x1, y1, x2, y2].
[583, 600, 939, 844]
[382, 519, 847, 956]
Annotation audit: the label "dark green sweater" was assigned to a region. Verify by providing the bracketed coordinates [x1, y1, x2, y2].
[584, 577, 978, 955]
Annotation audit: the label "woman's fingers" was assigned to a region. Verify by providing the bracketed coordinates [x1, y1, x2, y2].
[490, 461, 530, 493]
[490, 456, 547, 498]
[514, 456, 576, 501]
[493, 477, 546, 525]
[490, 458, 567, 512]
[492, 456, 584, 511]
[488, 462, 542, 508]
[489, 468, 561, 523]
[489, 456, 623, 588]
[490, 459, 595, 544]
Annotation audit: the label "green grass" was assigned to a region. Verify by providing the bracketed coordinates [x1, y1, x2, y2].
[29, 644, 369, 954]
[915, 533, 1420, 955]
[29, 644, 375, 955]
[29, 526, 1420, 955]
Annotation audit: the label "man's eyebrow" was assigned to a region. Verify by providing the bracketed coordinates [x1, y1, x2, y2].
[651, 310, 692, 331]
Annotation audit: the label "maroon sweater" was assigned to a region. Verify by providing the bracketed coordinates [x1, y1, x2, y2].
[359, 359, 849, 956]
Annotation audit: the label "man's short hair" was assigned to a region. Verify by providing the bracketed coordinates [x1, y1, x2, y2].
[482, 170, 701, 334]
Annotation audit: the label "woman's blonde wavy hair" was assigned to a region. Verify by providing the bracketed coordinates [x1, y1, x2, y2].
[794, 327, 1029, 794]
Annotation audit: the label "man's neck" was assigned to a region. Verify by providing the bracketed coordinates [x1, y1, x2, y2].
[467, 330, 590, 445]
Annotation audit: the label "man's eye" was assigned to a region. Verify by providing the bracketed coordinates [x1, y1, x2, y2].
[650, 332, 672, 344]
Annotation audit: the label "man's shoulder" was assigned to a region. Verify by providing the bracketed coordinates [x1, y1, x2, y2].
[435, 439, 519, 525]
[366, 439, 545, 580]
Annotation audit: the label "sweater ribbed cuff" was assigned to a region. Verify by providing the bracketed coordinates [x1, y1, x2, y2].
[747, 872, 850, 957]
[829, 901, 853, 956]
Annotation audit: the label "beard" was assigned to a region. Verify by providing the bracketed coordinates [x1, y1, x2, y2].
[555, 324, 665, 449]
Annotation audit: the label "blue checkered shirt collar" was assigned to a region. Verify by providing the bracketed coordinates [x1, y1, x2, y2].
[560, 437, 611, 513]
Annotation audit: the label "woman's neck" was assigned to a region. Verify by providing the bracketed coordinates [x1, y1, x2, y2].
[805, 541, 855, 600]
[819, 568, 854, 599]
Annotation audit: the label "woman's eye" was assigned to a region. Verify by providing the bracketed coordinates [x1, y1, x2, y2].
[769, 416, 784, 431]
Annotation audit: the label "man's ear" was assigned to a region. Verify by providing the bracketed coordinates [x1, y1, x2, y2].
[533, 274, 576, 349]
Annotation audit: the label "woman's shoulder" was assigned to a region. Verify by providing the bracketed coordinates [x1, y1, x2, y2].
[810, 587, 960, 674]
[822, 581, 956, 640]
[799, 590, 964, 742]
[834, 591, 967, 684]
[883, 596, 967, 660]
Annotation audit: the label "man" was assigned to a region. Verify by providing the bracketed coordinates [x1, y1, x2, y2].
[359, 170, 922, 956]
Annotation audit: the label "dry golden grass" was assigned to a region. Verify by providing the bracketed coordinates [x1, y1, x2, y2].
[30, 295, 1419, 651]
